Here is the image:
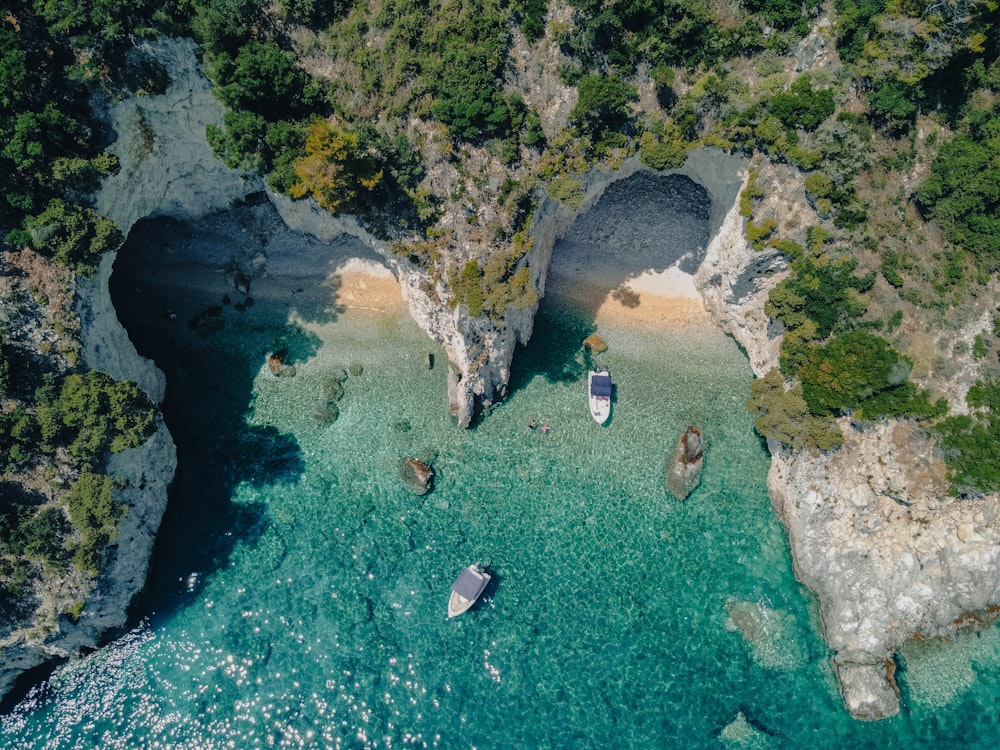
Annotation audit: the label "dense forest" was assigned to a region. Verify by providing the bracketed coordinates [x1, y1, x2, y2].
[2, 0, 1000, 628]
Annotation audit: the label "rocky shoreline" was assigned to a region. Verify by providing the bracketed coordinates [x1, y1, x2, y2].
[696, 163, 1000, 719]
[6, 35, 1000, 722]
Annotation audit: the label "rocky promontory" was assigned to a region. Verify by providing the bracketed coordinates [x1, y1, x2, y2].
[696, 157, 1000, 719]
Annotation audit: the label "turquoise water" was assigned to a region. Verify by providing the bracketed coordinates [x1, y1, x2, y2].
[5, 252, 1000, 747]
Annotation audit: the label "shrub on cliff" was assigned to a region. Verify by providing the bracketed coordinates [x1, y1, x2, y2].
[289, 119, 384, 213]
[797, 330, 946, 420]
[639, 123, 688, 171]
[571, 74, 637, 150]
[66, 473, 126, 574]
[448, 239, 537, 321]
[25, 200, 123, 277]
[208, 41, 320, 120]
[747, 368, 844, 453]
[35, 371, 157, 468]
[916, 103, 1000, 270]
[936, 379, 1000, 496]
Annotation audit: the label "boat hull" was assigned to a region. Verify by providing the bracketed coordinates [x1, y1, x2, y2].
[588, 371, 612, 424]
[448, 566, 490, 618]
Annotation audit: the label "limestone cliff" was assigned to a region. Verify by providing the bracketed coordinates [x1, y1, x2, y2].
[694, 157, 1000, 720]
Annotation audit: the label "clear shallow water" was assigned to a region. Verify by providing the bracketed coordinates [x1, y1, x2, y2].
[6, 288, 1000, 749]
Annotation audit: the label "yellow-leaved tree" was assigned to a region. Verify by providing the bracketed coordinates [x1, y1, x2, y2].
[290, 120, 383, 212]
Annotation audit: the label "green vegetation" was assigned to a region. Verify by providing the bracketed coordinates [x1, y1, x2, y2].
[423, 4, 517, 142]
[448, 234, 537, 320]
[798, 331, 947, 421]
[747, 369, 844, 453]
[936, 380, 1000, 496]
[916, 101, 1000, 270]
[27, 199, 123, 277]
[570, 74, 638, 151]
[1, 11, 129, 272]
[66, 473, 126, 574]
[739, 168, 763, 218]
[638, 123, 689, 171]
[35, 371, 158, 468]
[289, 120, 384, 213]
[0, 500, 69, 574]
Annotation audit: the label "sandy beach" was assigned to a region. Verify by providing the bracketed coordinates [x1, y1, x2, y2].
[546, 266, 711, 330]
[336, 262, 711, 332]
[331, 258, 410, 317]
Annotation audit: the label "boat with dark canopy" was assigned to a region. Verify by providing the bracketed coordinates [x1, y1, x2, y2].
[588, 370, 612, 424]
[448, 565, 491, 618]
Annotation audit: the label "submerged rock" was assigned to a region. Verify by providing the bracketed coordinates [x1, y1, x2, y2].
[267, 350, 295, 377]
[725, 599, 810, 671]
[665, 425, 704, 500]
[719, 710, 777, 749]
[582, 334, 608, 353]
[400, 459, 434, 495]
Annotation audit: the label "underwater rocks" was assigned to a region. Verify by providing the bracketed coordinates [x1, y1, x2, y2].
[582, 334, 608, 353]
[665, 425, 704, 500]
[400, 459, 435, 495]
[724, 599, 810, 671]
[267, 349, 296, 378]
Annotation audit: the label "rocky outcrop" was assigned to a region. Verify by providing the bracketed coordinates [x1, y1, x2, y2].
[0, 36, 234, 701]
[767, 422, 1000, 719]
[665, 425, 704, 500]
[693, 156, 1000, 720]
[400, 459, 435, 495]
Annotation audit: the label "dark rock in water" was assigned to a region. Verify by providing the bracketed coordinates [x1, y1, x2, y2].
[400, 458, 434, 495]
[425, 352, 434, 369]
[267, 349, 296, 377]
[582, 334, 608, 353]
[348, 363, 364, 377]
[228, 267, 252, 295]
[666, 425, 704, 500]
[322, 377, 345, 401]
[391, 419, 412, 433]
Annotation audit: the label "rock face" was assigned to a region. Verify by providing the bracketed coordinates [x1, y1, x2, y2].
[665, 425, 704, 500]
[693, 157, 1000, 720]
[0, 36, 230, 701]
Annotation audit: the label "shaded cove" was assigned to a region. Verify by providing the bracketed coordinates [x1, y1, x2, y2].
[109, 193, 392, 615]
[112, 169, 717, 614]
[513, 171, 713, 394]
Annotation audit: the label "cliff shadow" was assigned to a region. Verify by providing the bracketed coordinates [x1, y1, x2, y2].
[110, 197, 390, 617]
[509, 171, 712, 393]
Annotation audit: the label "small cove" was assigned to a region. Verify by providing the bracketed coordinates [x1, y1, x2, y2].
[4, 177, 1000, 747]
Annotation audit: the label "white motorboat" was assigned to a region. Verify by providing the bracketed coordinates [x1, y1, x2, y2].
[588, 370, 612, 424]
[448, 565, 490, 618]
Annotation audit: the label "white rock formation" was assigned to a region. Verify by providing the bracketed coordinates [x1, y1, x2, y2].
[694, 157, 1000, 720]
